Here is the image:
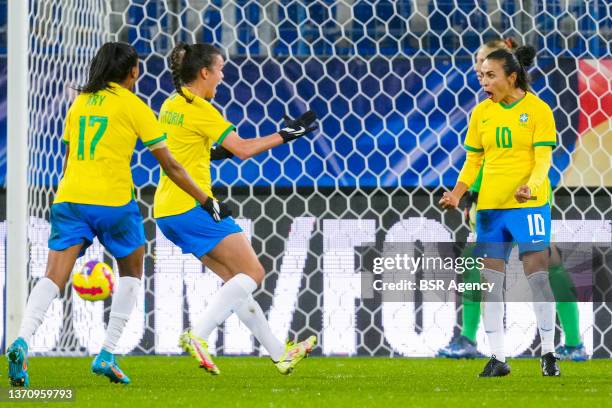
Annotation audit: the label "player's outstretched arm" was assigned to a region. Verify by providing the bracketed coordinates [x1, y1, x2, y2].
[210, 144, 234, 161]
[221, 110, 318, 160]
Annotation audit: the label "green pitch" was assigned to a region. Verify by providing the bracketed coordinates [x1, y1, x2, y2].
[5, 356, 611, 407]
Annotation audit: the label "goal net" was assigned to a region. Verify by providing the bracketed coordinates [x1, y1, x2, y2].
[7, 0, 611, 357]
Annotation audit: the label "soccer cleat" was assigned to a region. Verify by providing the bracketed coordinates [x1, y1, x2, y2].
[556, 344, 588, 362]
[435, 341, 454, 358]
[91, 349, 131, 384]
[179, 330, 220, 375]
[436, 335, 481, 359]
[541, 352, 561, 376]
[6, 337, 29, 387]
[275, 335, 317, 375]
[479, 355, 511, 377]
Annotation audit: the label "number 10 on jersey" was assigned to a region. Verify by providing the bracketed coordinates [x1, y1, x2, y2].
[495, 126, 512, 148]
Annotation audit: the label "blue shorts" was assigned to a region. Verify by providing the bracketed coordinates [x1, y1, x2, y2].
[474, 204, 551, 262]
[156, 206, 243, 258]
[48, 200, 145, 259]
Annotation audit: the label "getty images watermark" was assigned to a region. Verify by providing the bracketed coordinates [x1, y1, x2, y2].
[358, 242, 605, 303]
[371, 253, 491, 293]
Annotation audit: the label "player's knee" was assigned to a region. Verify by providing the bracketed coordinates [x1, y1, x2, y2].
[522, 251, 548, 274]
[118, 268, 143, 279]
[116, 260, 143, 279]
[248, 262, 265, 285]
[482, 258, 505, 272]
[46, 274, 68, 292]
[116, 247, 144, 278]
[548, 245, 562, 266]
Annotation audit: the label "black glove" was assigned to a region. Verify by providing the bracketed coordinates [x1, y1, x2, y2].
[278, 110, 318, 143]
[210, 144, 234, 161]
[201, 198, 232, 222]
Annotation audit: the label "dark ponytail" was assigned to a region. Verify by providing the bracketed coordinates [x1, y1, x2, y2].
[485, 45, 536, 91]
[169, 42, 223, 103]
[515, 46, 536, 69]
[77, 42, 138, 94]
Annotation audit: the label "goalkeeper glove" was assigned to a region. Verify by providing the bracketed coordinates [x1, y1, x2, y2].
[278, 110, 318, 143]
[201, 198, 232, 222]
[210, 144, 234, 161]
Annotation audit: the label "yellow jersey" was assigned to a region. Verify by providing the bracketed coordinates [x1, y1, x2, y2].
[153, 87, 235, 218]
[55, 83, 167, 206]
[459, 92, 556, 210]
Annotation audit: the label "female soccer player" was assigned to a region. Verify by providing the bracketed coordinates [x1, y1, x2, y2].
[439, 45, 561, 376]
[438, 38, 585, 362]
[153, 42, 317, 375]
[7, 42, 217, 386]
[437, 38, 517, 360]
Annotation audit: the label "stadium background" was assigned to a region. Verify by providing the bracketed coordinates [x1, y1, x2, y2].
[0, 1, 610, 358]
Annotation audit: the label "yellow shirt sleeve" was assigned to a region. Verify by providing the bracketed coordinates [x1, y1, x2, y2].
[463, 108, 483, 153]
[533, 104, 557, 147]
[458, 151, 484, 187]
[528, 103, 556, 196]
[195, 102, 235, 145]
[130, 96, 167, 147]
[457, 109, 484, 186]
[526, 146, 553, 197]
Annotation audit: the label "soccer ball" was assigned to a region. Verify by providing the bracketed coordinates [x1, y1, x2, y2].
[72, 261, 116, 301]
